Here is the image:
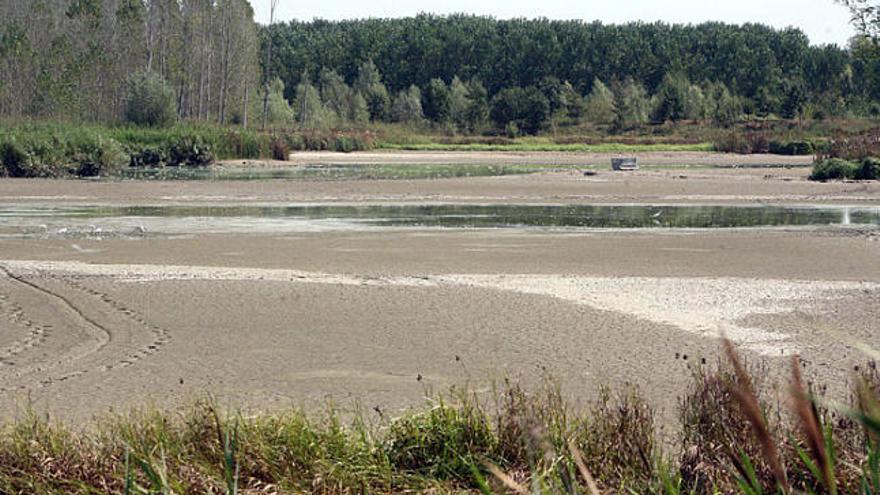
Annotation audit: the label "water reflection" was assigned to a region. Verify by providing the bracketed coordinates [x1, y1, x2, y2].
[1, 204, 877, 234]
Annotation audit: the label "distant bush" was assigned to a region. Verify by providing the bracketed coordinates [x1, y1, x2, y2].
[810, 156, 880, 181]
[124, 72, 177, 127]
[165, 136, 213, 167]
[270, 136, 289, 160]
[809, 158, 860, 181]
[0, 139, 33, 177]
[0, 131, 126, 177]
[768, 140, 815, 155]
[128, 146, 166, 168]
[855, 157, 880, 180]
[713, 132, 770, 154]
[67, 136, 127, 176]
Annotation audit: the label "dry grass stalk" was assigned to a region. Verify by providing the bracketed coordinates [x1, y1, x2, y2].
[790, 355, 836, 493]
[568, 439, 601, 495]
[484, 461, 529, 495]
[723, 338, 791, 493]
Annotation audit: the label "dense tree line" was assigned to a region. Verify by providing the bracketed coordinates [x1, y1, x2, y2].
[4, 6, 880, 135]
[264, 15, 873, 121]
[0, 0, 259, 125]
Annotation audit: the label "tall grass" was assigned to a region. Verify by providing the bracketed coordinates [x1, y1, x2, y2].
[0, 123, 376, 177]
[3, 341, 880, 493]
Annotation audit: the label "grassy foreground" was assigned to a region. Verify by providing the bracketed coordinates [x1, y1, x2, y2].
[1, 341, 880, 494]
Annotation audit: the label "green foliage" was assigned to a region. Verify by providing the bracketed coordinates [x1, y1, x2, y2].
[585, 78, 616, 125]
[385, 400, 496, 479]
[558, 81, 584, 120]
[490, 86, 550, 135]
[856, 156, 880, 180]
[319, 69, 368, 126]
[613, 78, 651, 131]
[267, 17, 856, 118]
[422, 78, 451, 123]
[165, 136, 213, 167]
[354, 60, 391, 122]
[0, 123, 382, 176]
[124, 72, 176, 128]
[809, 158, 859, 181]
[768, 140, 815, 155]
[391, 85, 425, 125]
[463, 79, 490, 133]
[707, 82, 742, 127]
[653, 73, 691, 123]
[263, 78, 294, 128]
[293, 78, 333, 129]
[780, 77, 809, 119]
[0, 127, 127, 177]
[447, 76, 470, 131]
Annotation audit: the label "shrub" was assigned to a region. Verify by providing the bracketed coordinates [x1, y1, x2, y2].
[855, 157, 880, 180]
[490, 86, 549, 135]
[768, 140, 815, 155]
[124, 72, 177, 127]
[0, 139, 30, 177]
[1, 132, 125, 177]
[270, 136, 289, 161]
[68, 136, 127, 176]
[713, 132, 771, 154]
[165, 136, 213, 167]
[223, 130, 266, 159]
[128, 146, 166, 167]
[809, 158, 859, 181]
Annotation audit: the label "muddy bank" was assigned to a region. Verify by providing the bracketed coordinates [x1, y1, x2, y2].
[0, 227, 877, 423]
[1, 166, 879, 206]
[277, 150, 813, 167]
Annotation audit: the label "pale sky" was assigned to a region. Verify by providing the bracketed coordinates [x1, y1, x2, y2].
[252, 0, 857, 47]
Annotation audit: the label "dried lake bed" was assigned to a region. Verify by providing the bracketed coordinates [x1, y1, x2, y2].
[0, 154, 878, 423]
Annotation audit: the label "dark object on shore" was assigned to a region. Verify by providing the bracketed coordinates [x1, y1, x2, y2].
[583, 170, 598, 176]
[611, 157, 639, 171]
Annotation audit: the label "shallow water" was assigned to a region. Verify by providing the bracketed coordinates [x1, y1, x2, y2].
[0, 203, 877, 237]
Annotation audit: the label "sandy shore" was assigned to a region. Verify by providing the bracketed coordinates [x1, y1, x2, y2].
[0, 158, 878, 424]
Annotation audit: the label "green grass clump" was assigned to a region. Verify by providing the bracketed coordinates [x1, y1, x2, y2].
[5, 342, 880, 494]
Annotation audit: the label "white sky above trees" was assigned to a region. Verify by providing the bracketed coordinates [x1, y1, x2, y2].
[252, 0, 856, 47]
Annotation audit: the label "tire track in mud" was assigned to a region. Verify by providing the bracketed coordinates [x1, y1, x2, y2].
[0, 265, 172, 392]
[58, 275, 172, 371]
[0, 292, 51, 365]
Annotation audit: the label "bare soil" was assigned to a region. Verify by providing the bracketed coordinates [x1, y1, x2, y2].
[0, 154, 877, 424]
